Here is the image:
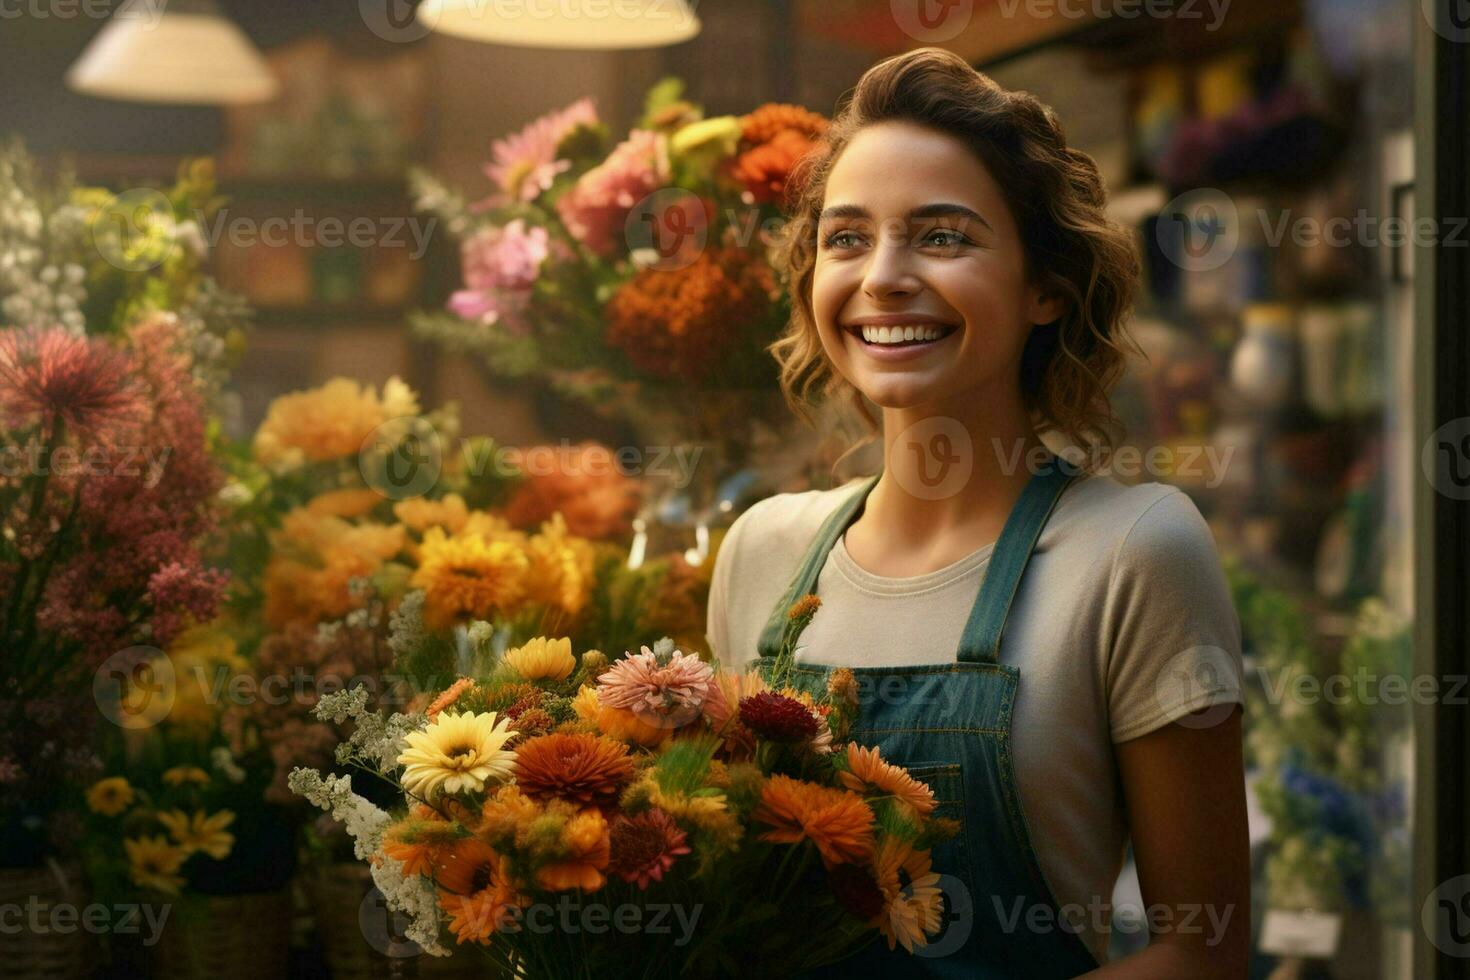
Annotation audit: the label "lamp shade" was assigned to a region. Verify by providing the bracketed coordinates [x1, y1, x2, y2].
[417, 0, 701, 49]
[66, 3, 278, 105]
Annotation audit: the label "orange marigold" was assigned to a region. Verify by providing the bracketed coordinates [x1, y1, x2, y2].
[604, 246, 773, 381]
[511, 733, 635, 810]
[740, 103, 828, 145]
[754, 774, 875, 869]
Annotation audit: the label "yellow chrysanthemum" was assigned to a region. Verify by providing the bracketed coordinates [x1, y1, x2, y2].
[571, 684, 601, 721]
[156, 809, 236, 860]
[503, 636, 576, 682]
[124, 836, 187, 895]
[86, 777, 134, 816]
[162, 766, 210, 787]
[520, 513, 595, 615]
[398, 711, 518, 800]
[252, 376, 420, 468]
[164, 627, 250, 730]
[306, 488, 384, 519]
[410, 528, 529, 630]
[535, 807, 610, 891]
[395, 493, 470, 533]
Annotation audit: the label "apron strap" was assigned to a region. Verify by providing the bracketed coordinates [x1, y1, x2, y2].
[956, 461, 1078, 664]
[755, 474, 880, 659]
[754, 459, 1079, 664]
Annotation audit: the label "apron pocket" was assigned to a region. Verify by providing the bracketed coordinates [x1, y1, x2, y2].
[903, 762, 972, 888]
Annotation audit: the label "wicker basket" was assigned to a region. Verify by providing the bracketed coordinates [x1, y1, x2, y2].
[0, 863, 92, 979]
[152, 890, 292, 980]
[306, 863, 489, 979]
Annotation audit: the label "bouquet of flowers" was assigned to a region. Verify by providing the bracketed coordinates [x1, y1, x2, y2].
[408, 78, 828, 454]
[289, 597, 959, 978]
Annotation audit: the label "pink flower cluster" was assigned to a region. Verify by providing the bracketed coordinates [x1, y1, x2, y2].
[2, 316, 228, 672]
[555, 129, 671, 257]
[447, 218, 552, 331]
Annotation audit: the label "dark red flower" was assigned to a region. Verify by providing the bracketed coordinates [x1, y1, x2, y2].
[0, 327, 142, 437]
[738, 691, 819, 743]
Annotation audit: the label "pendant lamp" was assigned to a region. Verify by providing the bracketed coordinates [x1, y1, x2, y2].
[416, 0, 701, 49]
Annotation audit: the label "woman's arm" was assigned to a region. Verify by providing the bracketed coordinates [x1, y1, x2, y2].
[1081, 704, 1251, 979]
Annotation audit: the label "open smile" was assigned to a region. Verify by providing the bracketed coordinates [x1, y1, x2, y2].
[842, 320, 961, 358]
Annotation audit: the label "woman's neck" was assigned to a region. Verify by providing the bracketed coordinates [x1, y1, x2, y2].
[845, 390, 1050, 577]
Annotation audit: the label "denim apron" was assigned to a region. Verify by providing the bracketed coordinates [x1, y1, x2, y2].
[748, 462, 1103, 979]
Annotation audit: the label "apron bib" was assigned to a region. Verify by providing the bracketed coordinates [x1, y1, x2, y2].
[747, 462, 1103, 979]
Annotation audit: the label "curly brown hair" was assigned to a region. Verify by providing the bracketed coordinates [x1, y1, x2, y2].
[770, 47, 1143, 469]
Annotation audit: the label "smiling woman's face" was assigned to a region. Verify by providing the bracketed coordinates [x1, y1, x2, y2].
[812, 119, 1062, 413]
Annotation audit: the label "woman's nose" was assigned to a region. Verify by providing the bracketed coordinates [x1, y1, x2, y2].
[861, 226, 921, 299]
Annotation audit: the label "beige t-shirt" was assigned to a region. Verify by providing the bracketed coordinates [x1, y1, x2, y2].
[705, 472, 1245, 965]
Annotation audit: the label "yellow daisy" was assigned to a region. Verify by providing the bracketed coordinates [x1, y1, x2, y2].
[86, 777, 134, 816]
[503, 636, 576, 682]
[124, 836, 187, 895]
[156, 809, 236, 860]
[398, 711, 518, 800]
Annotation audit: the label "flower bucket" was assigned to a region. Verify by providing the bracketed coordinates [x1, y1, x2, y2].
[152, 890, 291, 980]
[0, 862, 92, 979]
[306, 863, 487, 979]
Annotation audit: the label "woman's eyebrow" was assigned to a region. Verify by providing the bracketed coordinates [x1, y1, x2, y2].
[817, 202, 992, 232]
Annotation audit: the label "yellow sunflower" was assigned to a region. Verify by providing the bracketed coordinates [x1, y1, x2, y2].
[124, 836, 187, 895]
[398, 711, 518, 800]
[503, 636, 576, 682]
[86, 777, 134, 816]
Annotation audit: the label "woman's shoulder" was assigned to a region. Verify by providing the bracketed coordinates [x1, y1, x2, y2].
[719, 477, 870, 564]
[1051, 471, 1222, 575]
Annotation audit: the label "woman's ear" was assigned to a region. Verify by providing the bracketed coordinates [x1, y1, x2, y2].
[1028, 287, 1068, 327]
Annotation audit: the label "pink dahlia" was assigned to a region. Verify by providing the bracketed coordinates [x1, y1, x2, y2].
[595, 645, 713, 729]
[446, 218, 551, 331]
[477, 96, 599, 209]
[0, 327, 142, 437]
[608, 808, 690, 889]
[555, 129, 670, 257]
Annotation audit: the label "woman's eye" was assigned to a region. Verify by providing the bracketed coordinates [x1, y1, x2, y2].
[822, 230, 861, 250]
[924, 229, 969, 248]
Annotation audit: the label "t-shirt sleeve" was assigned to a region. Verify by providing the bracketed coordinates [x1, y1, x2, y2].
[706, 499, 762, 674]
[1100, 488, 1245, 743]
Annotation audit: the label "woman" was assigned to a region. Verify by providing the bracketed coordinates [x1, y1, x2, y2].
[706, 48, 1250, 978]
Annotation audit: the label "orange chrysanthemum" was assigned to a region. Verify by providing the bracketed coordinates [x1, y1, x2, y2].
[839, 745, 937, 819]
[871, 836, 945, 953]
[500, 443, 643, 540]
[381, 817, 462, 878]
[604, 246, 773, 381]
[754, 774, 875, 869]
[535, 807, 611, 891]
[437, 842, 524, 944]
[740, 103, 828, 146]
[511, 733, 635, 809]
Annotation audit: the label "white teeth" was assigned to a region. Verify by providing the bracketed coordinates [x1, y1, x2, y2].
[859, 324, 951, 345]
